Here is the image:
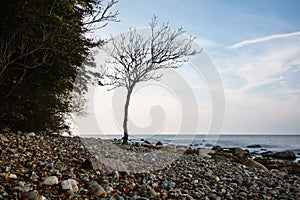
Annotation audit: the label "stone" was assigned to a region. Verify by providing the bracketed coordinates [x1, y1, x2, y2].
[9, 173, 18, 179]
[86, 181, 106, 197]
[212, 146, 223, 152]
[230, 148, 249, 157]
[243, 159, 268, 170]
[162, 192, 168, 199]
[42, 176, 58, 186]
[261, 151, 273, 157]
[273, 150, 296, 160]
[134, 142, 141, 147]
[20, 190, 46, 200]
[214, 176, 220, 182]
[199, 149, 215, 158]
[142, 142, 153, 148]
[61, 179, 79, 192]
[163, 145, 176, 153]
[176, 146, 187, 152]
[239, 191, 247, 197]
[26, 132, 36, 137]
[81, 159, 93, 170]
[0, 135, 9, 142]
[205, 143, 214, 147]
[156, 141, 163, 146]
[247, 144, 261, 148]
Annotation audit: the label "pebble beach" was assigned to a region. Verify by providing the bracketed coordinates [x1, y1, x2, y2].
[1, 132, 300, 199]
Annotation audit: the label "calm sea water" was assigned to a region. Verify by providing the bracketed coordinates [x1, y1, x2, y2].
[82, 134, 300, 160]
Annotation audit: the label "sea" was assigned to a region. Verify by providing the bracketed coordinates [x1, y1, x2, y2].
[81, 134, 300, 161]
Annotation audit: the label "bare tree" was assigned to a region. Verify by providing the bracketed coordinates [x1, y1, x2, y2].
[101, 17, 200, 144]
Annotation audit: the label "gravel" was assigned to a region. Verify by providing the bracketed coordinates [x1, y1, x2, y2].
[0, 132, 300, 199]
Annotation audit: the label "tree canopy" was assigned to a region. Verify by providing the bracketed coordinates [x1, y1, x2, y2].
[0, 0, 118, 133]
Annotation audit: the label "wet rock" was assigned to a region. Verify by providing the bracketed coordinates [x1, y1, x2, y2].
[230, 148, 249, 157]
[247, 144, 261, 148]
[155, 141, 163, 149]
[261, 151, 273, 157]
[212, 146, 223, 152]
[184, 148, 199, 155]
[156, 141, 163, 146]
[142, 141, 153, 148]
[143, 140, 151, 144]
[134, 142, 141, 147]
[205, 143, 214, 147]
[273, 150, 296, 160]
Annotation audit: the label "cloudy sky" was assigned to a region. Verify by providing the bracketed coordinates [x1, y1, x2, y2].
[75, 0, 300, 135]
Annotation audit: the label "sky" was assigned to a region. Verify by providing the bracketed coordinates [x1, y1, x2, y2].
[74, 0, 300, 135]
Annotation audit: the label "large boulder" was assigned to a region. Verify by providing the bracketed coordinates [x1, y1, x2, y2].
[273, 150, 296, 160]
[243, 159, 268, 170]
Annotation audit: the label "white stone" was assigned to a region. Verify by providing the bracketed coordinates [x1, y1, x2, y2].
[27, 132, 36, 137]
[0, 135, 9, 142]
[42, 176, 58, 186]
[9, 173, 18, 179]
[61, 179, 79, 192]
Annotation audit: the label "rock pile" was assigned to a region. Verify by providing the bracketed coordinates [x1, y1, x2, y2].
[0, 132, 300, 199]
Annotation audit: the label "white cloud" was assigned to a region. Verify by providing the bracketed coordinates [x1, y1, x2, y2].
[195, 38, 219, 48]
[227, 31, 300, 49]
[218, 32, 300, 133]
[223, 36, 300, 94]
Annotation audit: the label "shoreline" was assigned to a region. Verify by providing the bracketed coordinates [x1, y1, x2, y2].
[1, 132, 300, 199]
[80, 134, 300, 163]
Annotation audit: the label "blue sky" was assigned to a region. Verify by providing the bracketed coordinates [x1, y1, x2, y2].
[77, 0, 300, 134]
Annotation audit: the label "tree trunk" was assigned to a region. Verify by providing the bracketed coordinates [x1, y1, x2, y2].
[122, 88, 132, 145]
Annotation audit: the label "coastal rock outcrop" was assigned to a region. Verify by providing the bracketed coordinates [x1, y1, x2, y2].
[272, 150, 296, 160]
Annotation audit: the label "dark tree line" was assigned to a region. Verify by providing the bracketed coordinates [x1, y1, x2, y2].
[0, 0, 118, 133]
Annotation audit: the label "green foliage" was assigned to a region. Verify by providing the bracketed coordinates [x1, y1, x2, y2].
[0, 0, 118, 133]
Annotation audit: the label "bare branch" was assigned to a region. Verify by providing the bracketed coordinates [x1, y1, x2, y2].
[100, 17, 200, 144]
[100, 17, 200, 91]
[83, 0, 119, 30]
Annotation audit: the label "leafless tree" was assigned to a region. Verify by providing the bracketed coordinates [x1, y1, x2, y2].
[101, 17, 200, 144]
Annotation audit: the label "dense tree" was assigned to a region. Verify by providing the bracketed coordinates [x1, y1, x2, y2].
[101, 17, 200, 144]
[0, 0, 118, 133]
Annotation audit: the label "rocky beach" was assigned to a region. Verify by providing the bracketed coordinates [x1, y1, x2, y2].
[1, 132, 300, 199]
